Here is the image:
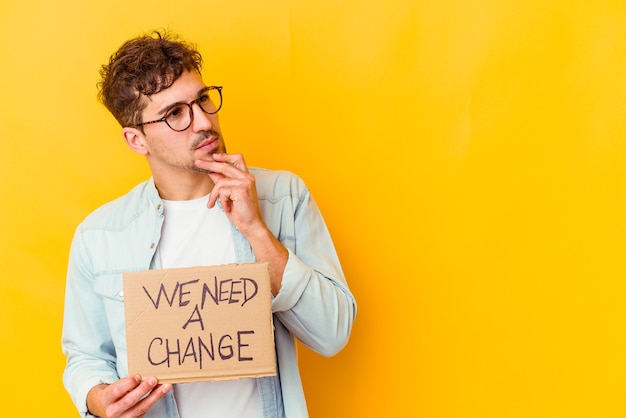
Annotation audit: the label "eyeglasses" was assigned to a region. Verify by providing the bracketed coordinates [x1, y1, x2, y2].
[134, 86, 223, 132]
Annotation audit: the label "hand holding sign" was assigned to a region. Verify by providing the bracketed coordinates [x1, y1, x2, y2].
[86, 375, 171, 418]
[123, 263, 276, 384]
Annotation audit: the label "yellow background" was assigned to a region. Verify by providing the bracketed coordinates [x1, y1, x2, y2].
[2, 0, 626, 416]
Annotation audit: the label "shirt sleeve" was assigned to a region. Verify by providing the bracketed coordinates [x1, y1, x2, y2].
[61, 227, 120, 416]
[271, 183, 357, 356]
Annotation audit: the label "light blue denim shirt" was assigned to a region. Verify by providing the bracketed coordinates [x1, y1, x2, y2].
[62, 168, 356, 418]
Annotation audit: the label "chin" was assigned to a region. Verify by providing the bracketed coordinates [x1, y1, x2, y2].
[191, 166, 213, 174]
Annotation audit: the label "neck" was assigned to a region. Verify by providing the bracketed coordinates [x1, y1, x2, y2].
[152, 170, 215, 201]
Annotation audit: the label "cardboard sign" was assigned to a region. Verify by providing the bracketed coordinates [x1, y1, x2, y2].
[123, 262, 276, 384]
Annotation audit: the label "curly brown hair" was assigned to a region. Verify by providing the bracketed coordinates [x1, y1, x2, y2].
[97, 30, 203, 128]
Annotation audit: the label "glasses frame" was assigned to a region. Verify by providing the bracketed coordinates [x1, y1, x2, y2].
[133, 85, 223, 132]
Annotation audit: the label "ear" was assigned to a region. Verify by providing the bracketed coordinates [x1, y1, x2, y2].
[122, 127, 149, 155]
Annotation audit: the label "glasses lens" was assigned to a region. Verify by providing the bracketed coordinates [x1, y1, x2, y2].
[199, 87, 222, 114]
[165, 104, 192, 131]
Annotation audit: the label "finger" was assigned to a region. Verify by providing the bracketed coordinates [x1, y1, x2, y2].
[210, 177, 247, 190]
[104, 375, 142, 404]
[209, 153, 248, 171]
[129, 383, 172, 417]
[207, 176, 243, 204]
[211, 152, 242, 164]
[111, 376, 160, 415]
[207, 173, 224, 208]
[195, 159, 243, 177]
[218, 187, 235, 213]
[231, 155, 246, 170]
[207, 185, 236, 212]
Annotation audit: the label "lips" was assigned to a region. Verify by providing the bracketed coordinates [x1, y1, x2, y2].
[195, 136, 218, 152]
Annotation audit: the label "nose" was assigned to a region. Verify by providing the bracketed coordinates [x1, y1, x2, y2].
[190, 103, 213, 132]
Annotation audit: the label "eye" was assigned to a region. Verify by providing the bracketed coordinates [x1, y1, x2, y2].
[166, 104, 187, 121]
[197, 93, 211, 105]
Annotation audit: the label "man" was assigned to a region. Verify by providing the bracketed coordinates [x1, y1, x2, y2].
[62, 31, 356, 418]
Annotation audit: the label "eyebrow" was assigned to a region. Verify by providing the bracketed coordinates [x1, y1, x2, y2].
[156, 86, 211, 116]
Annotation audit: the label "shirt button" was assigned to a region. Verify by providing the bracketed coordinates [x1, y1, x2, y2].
[150, 243, 156, 249]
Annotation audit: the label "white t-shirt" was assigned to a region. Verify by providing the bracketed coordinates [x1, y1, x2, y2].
[159, 194, 262, 418]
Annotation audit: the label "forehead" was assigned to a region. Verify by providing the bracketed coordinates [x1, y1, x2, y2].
[143, 71, 206, 113]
